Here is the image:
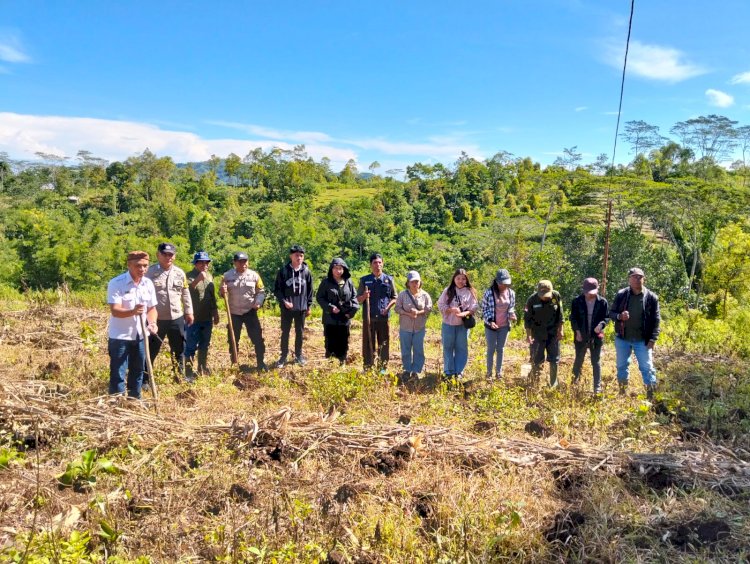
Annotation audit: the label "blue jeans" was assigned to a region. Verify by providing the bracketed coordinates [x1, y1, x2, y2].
[614, 336, 656, 386]
[485, 325, 510, 375]
[108, 338, 145, 398]
[185, 320, 213, 358]
[442, 323, 469, 375]
[399, 329, 426, 373]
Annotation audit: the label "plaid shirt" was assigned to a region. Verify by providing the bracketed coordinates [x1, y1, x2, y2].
[481, 287, 516, 326]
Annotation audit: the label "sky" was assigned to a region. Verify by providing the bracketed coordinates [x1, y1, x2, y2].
[1, 0, 750, 174]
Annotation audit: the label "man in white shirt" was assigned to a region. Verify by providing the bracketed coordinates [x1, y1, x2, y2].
[107, 251, 158, 398]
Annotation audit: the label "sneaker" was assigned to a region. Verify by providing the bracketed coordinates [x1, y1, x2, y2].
[618, 382, 628, 396]
[257, 362, 269, 373]
[294, 356, 307, 366]
[410, 371, 420, 380]
[273, 358, 287, 369]
[495, 372, 502, 381]
[572, 374, 580, 384]
[646, 384, 656, 401]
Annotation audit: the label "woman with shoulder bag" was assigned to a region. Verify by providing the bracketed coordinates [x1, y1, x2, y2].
[316, 258, 359, 364]
[437, 268, 478, 379]
[481, 268, 517, 380]
[394, 270, 433, 380]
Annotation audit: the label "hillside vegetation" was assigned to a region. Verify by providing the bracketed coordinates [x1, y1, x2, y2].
[1, 115, 750, 561]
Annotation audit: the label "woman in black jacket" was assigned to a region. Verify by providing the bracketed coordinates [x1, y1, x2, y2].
[316, 258, 359, 363]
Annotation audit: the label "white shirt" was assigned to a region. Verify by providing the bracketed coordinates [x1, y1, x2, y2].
[107, 271, 158, 340]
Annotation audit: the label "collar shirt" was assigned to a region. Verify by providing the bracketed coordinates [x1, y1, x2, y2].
[107, 271, 158, 340]
[187, 268, 218, 322]
[223, 268, 266, 315]
[146, 264, 193, 320]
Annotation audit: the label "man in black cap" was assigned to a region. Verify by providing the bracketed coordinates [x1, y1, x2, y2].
[273, 244, 314, 367]
[220, 251, 267, 370]
[609, 267, 661, 399]
[145, 242, 193, 378]
[357, 253, 397, 371]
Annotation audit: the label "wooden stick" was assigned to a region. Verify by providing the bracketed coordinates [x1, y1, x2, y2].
[224, 293, 239, 364]
[140, 315, 159, 410]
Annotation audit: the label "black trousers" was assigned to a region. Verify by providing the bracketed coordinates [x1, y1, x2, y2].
[363, 318, 390, 368]
[229, 310, 265, 365]
[573, 338, 603, 389]
[530, 334, 560, 365]
[149, 317, 185, 367]
[324, 324, 350, 362]
[280, 309, 306, 360]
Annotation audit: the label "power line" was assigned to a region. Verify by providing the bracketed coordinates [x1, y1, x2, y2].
[602, 0, 635, 297]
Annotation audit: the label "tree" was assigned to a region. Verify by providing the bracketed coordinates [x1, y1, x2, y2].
[704, 223, 750, 317]
[339, 159, 358, 184]
[621, 120, 663, 156]
[736, 125, 750, 187]
[670, 114, 738, 162]
[225, 153, 242, 187]
[368, 161, 381, 177]
[553, 146, 582, 171]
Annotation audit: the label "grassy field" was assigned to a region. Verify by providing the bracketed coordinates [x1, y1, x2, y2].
[314, 185, 379, 207]
[1, 298, 749, 562]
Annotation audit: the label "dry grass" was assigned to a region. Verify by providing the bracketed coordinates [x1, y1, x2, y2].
[0, 303, 749, 562]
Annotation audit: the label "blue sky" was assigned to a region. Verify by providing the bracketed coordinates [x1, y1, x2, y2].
[2, 0, 749, 173]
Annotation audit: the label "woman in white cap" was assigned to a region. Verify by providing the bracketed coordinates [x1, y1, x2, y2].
[394, 271, 432, 380]
[481, 268, 517, 380]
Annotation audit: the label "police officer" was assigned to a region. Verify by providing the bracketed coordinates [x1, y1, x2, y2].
[146, 242, 193, 377]
[524, 280, 564, 388]
[220, 252, 267, 371]
[185, 250, 220, 380]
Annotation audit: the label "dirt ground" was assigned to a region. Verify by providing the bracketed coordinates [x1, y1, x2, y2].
[1, 303, 748, 562]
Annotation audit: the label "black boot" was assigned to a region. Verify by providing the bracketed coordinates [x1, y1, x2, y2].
[197, 350, 211, 376]
[548, 363, 559, 389]
[185, 357, 196, 383]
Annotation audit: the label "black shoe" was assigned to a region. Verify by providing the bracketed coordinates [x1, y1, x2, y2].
[646, 384, 656, 400]
[274, 358, 288, 369]
[618, 382, 628, 396]
[294, 356, 307, 366]
[257, 362, 269, 372]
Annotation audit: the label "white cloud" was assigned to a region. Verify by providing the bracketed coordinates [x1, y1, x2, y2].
[705, 89, 734, 108]
[729, 71, 750, 85]
[0, 113, 485, 170]
[604, 40, 706, 82]
[575, 106, 588, 112]
[209, 119, 483, 161]
[0, 112, 357, 166]
[0, 32, 31, 63]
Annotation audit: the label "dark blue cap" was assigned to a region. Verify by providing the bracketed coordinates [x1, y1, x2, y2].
[233, 252, 249, 261]
[158, 242, 176, 254]
[192, 251, 211, 263]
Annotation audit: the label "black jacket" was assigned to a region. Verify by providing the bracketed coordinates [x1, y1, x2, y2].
[609, 287, 661, 343]
[569, 294, 609, 342]
[273, 262, 313, 312]
[316, 258, 359, 326]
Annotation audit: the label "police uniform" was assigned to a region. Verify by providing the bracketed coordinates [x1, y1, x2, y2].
[524, 287, 563, 386]
[222, 266, 267, 368]
[145, 262, 193, 371]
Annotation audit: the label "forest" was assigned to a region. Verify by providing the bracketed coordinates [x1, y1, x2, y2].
[1, 114, 749, 357]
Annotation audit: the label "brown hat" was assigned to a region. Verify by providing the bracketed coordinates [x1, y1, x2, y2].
[127, 251, 149, 262]
[537, 280, 554, 299]
[582, 277, 599, 295]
